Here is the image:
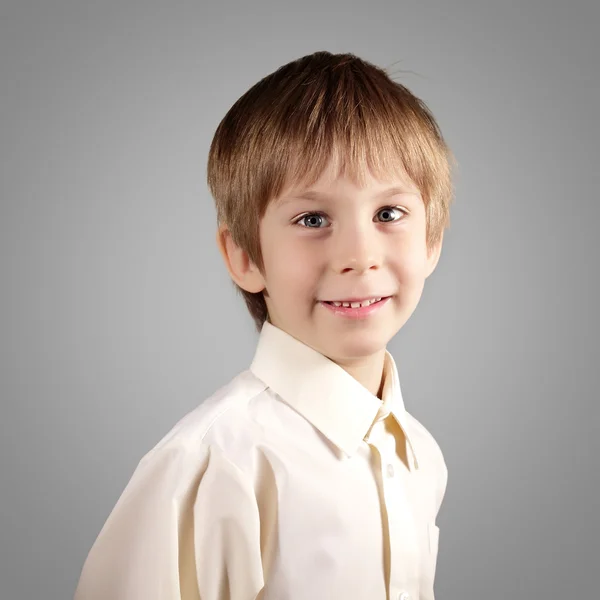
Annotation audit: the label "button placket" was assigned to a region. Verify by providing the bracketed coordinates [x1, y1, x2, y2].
[369, 413, 419, 599]
[379, 429, 397, 480]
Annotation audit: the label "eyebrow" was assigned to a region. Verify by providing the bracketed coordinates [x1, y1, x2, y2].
[277, 186, 419, 205]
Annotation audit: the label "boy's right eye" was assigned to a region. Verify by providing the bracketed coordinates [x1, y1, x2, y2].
[295, 212, 330, 228]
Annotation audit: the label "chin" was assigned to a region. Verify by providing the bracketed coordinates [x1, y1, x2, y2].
[325, 335, 389, 361]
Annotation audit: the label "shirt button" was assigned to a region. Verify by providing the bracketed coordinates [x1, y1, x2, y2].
[398, 593, 410, 600]
[386, 463, 395, 477]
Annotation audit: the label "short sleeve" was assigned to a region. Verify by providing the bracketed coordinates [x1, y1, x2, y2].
[74, 442, 264, 600]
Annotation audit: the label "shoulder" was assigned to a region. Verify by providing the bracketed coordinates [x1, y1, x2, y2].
[75, 372, 268, 599]
[137, 369, 270, 474]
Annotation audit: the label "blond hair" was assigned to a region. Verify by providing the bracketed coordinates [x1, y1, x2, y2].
[207, 51, 456, 331]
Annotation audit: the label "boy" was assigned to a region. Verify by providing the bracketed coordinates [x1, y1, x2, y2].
[74, 50, 454, 600]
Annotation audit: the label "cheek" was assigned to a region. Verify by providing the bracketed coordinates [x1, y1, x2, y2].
[263, 239, 321, 295]
[391, 246, 428, 284]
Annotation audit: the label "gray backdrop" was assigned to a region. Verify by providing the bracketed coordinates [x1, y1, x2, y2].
[1, 1, 598, 599]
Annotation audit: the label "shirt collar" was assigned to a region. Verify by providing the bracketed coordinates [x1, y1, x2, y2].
[249, 321, 419, 468]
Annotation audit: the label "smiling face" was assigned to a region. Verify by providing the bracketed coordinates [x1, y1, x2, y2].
[249, 161, 443, 370]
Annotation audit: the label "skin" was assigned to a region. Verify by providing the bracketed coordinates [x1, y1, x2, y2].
[217, 160, 443, 398]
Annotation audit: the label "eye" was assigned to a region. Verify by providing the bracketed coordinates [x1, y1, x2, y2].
[375, 206, 406, 223]
[294, 212, 330, 228]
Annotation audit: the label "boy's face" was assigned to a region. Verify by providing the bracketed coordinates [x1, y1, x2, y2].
[223, 161, 442, 367]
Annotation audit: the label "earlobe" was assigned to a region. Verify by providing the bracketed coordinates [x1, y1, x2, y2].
[216, 225, 266, 293]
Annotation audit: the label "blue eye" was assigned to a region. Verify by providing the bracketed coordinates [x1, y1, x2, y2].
[376, 206, 406, 222]
[296, 213, 330, 228]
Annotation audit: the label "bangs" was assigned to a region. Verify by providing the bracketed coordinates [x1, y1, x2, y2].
[278, 119, 423, 198]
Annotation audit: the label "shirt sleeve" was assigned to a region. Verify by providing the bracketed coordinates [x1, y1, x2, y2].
[74, 441, 265, 600]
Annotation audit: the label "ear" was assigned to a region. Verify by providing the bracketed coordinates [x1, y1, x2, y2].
[424, 232, 444, 279]
[216, 224, 266, 293]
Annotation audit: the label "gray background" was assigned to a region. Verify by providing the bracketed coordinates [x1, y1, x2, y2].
[1, 0, 598, 599]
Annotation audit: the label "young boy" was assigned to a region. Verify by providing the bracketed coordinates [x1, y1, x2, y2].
[75, 50, 454, 600]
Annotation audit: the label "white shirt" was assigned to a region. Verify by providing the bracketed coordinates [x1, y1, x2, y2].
[74, 321, 448, 600]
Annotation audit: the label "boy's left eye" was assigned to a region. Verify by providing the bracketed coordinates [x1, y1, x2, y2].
[375, 206, 406, 222]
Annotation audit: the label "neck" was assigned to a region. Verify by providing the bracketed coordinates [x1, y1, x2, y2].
[332, 349, 387, 398]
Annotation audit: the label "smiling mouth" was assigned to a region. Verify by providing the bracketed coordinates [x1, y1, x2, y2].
[321, 296, 389, 308]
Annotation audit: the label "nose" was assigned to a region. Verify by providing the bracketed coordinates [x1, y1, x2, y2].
[330, 223, 383, 275]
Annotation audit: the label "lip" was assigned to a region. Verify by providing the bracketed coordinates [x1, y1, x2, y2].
[318, 296, 391, 319]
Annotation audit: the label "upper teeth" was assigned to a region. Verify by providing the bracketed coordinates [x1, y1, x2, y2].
[331, 297, 382, 308]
